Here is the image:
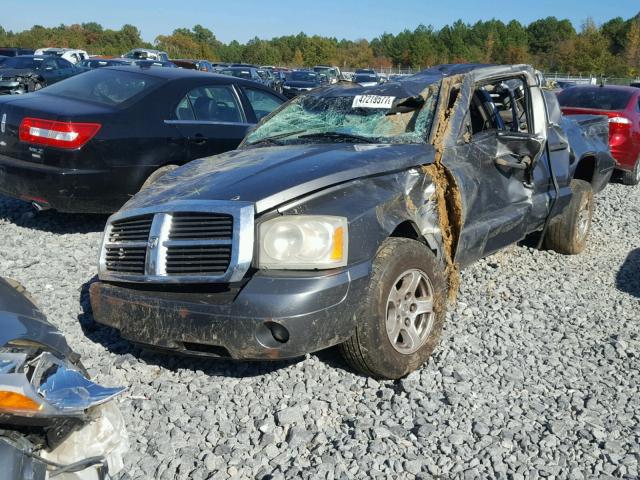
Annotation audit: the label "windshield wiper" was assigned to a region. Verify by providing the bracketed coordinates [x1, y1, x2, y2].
[247, 129, 306, 146]
[297, 131, 375, 143]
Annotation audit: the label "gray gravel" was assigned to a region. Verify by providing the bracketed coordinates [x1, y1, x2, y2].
[0, 182, 638, 480]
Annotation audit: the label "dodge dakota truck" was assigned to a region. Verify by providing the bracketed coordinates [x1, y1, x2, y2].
[89, 64, 614, 379]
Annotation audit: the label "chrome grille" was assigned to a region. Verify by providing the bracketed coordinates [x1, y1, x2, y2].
[99, 201, 254, 284]
[105, 246, 147, 274]
[169, 212, 233, 240]
[108, 215, 153, 242]
[165, 245, 232, 275]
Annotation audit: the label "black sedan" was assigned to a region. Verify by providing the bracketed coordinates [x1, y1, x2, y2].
[0, 66, 287, 213]
[281, 71, 324, 98]
[0, 55, 82, 94]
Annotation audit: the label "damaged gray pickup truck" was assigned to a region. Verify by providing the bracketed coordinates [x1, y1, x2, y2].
[0, 277, 127, 479]
[90, 64, 615, 379]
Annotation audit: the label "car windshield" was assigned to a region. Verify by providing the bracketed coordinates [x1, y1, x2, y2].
[222, 69, 252, 79]
[2, 57, 43, 69]
[314, 67, 336, 77]
[355, 74, 378, 83]
[41, 68, 164, 107]
[245, 87, 439, 146]
[291, 72, 318, 82]
[558, 87, 633, 111]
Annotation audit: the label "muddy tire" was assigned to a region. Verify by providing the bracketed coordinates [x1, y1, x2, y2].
[339, 238, 447, 379]
[140, 164, 178, 190]
[544, 179, 594, 255]
[620, 157, 640, 186]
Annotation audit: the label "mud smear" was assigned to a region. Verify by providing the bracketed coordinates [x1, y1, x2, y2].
[425, 75, 464, 302]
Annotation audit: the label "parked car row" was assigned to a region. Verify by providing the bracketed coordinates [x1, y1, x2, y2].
[0, 65, 286, 212]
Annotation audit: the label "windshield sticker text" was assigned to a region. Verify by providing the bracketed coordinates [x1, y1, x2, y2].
[352, 95, 395, 109]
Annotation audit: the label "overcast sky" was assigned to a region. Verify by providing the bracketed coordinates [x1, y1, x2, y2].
[1, 0, 638, 43]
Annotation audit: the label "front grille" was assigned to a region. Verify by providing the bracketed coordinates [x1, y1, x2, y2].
[99, 202, 253, 283]
[105, 246, 146, 274]
[109, 215, 153, 242]
[166, 245, 231, 275]
[169, 212, 233, 240]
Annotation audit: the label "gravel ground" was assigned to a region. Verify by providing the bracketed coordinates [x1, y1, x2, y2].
[0, 182, 638, 480]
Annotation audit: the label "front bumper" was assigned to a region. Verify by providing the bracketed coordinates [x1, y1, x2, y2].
[0, 155, 144, 213]
[90, 262, 371, 360]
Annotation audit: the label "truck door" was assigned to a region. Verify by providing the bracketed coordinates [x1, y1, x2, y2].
[448, 76, 552, 266]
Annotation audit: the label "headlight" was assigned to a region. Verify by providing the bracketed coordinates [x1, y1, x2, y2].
[258, 215, 348, 269]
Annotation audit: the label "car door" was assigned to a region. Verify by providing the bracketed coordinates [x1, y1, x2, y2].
[240, 86, 285, 122]
[167, 83, 252, 160]
[40, 57, 63, 84]
[55, 58, 77, 81]
[448, 76, 550, 266]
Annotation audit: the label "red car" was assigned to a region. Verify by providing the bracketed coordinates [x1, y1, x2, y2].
[558, 85, 640, 185]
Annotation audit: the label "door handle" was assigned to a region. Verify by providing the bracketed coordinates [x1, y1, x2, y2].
[495, 154, 530, 170]
[190, 134, 207, 145]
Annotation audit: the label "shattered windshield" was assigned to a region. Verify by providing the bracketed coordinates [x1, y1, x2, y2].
[245, 85, 439, 146]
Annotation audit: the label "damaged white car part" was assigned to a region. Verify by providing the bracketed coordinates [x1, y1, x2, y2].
[0, 277, 128, 480]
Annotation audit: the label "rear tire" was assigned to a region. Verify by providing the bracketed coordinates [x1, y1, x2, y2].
[620, 157, 640, 186]
[140, 164, 178, 190]
[544, 179, 594, 255]
[339, 238, 447, 379]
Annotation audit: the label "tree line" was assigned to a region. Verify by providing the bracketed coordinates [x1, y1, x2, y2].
[1, 13, 639, 76]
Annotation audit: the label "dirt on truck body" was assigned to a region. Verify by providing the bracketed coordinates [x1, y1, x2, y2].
[90, 63, 615, 379]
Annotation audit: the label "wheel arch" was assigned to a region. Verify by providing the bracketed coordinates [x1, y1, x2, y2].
[390, 220, 441, 259]
[573, 153, 597, 185]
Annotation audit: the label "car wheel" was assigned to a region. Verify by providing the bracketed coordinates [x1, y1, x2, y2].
[140, 164, 179, 190]
[339, 237, 447, 379]
[621, 157, 640, 186]
[544, 179, 594, 255]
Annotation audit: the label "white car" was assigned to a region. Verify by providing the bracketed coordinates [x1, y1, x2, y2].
[34, 47, 89, 64]
[121, 48, 170, 62]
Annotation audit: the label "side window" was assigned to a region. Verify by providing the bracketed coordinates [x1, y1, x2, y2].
[175, 96, 195, 120]
[244, 88, 284, 121]
[469, 78, 531, 136]
[42, 58, 57, 70]
[185, 85, 243, 123]
[57, 58, 72, 69]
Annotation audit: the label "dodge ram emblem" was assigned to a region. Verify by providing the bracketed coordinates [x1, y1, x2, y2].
[148, 236, 159, 249]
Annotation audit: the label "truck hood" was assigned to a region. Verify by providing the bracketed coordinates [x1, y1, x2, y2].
[124, 142, 436, 213]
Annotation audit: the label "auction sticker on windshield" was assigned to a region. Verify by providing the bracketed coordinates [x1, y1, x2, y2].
[352, 95, 395, 109]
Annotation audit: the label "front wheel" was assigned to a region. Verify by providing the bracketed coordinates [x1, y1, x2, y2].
[339, 238, 447, 379]
[544, 179, 594, 255]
